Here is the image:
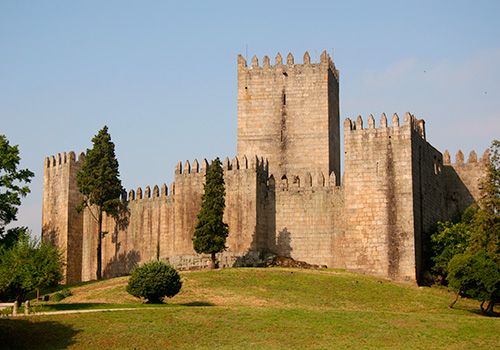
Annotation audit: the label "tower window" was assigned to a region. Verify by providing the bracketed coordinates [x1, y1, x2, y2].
[283, 93, 286, 105]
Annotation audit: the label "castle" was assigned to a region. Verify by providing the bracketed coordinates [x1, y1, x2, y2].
[42, 51, 487, 284]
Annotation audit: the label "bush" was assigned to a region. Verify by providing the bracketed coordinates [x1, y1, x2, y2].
[60, 288, 72, 298]
[52, 288, 72, 302]
[126, 260, 182, 303]
[52, 293, 65, 302]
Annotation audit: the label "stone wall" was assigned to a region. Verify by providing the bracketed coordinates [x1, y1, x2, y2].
[80, 156, 269, 281]
[42, 51, 489, 285]
[237, 51, 340, 183]
[442, 149, 488, 218]
[343, 113, 419, 282]
[267, 172, 344, 269]
[42, 152, 85, 284]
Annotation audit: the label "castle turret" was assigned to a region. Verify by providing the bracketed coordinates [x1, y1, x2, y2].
[342, 112, 441, 282]
[237, 51, 340, 183]
[42, 151, 85, 283]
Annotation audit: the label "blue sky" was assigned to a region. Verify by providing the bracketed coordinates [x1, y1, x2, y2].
[1, 0, 499, 233]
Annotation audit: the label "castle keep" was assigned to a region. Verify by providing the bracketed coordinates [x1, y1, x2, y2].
[42, 51, 487, 284]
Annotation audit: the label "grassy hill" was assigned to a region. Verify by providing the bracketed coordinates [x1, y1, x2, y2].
[1, 268, 499, 349]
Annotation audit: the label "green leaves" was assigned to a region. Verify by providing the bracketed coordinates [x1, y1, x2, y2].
[429, 140, 500, 313]
[430, 220, 472, 277]
[126, 260, 182, 303]
[76, 126, 124, 280]
[192, 158, 229, 260]
[76, 126, 123, 219]
[448, 250, 500, 304]
[0, 135, 34, 232]
[0, 234, 63, 302]
[479, 140, 500, 214]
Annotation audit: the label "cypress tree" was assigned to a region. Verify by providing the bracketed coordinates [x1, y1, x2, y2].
[192, 157, 228, 269]
[76, 126, 123, 280]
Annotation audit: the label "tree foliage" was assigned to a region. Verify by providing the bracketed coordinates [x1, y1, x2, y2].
[448, 250, 500, 313]
[192, 157, 229, 269]
[0, 234, 64, 302]
[430, 207, 476, 279]
[0, 226, 28, 251]
[0, 135, 34, 237]
[126, 260, 182, 303]
[430, 140, 500, 314]
[479, 139, 500, 214]
[76, 126, 123, 280]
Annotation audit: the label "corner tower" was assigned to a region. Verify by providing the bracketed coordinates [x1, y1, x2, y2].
[237, 51, 340, 183]
[42, 151, 85, 284]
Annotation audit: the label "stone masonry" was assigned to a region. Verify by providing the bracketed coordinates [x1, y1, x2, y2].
[42, 50, 488, 284]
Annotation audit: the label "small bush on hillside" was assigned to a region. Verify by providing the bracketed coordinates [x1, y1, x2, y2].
[126, 260, 182, 303]
[52, 289, 72, 302]
[52, 293, 65, 302]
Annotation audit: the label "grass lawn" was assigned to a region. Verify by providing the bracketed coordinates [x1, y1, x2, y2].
[1, 268, 499, 349]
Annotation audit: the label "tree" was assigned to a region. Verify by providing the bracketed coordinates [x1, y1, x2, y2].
[0, 135, 34, 238]
[447, 250, 500, 313]
[126, 260, 182, 303]
[429, 207, 476, 280]
[0, 226, 28, 251]
[432, 140, 500, 314]
[479, 139, 500, 214]
[76, 126, 123, 280]
[192, 157, 229, 269]
[0, 234, 63, 302]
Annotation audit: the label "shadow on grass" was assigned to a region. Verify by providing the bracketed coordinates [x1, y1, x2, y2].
[35, 301, 214, 311]
[179, 301, 214, 307]
[467, 308, 500, 318]
[0, 318, 80, 350]
[34, 303, 137, 312]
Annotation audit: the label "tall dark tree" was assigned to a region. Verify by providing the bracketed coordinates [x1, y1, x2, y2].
[0, 135, 34, 240]
[76, 126, 123, 280]
[192, 157, 229, 269]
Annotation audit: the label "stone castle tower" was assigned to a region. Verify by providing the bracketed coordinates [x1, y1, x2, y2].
[237, 51, 340, 183]
[42, 50, 487, 284]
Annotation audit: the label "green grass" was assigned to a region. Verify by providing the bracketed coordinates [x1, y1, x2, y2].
[1, 268, 499, 349]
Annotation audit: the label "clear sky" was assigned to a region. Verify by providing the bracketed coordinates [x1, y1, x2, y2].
[1, 0, 499, 233]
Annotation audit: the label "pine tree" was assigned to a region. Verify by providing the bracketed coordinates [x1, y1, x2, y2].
[76, 126, 123, 280]
[192, 157, 228, 269]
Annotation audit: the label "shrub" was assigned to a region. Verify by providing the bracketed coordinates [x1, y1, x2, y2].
[52, 288, 72, 302]
[52, 293, 65, 302]
[61, 288, 72, 297]
[0, 306, 12, 316]
[126, 260, 182, 303]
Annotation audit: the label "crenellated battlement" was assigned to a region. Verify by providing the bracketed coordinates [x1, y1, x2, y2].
[172, 155, 268, 175]
[44, 151, 85, 168]
[237, 50, 339, 80]
[123, 155, 270, 203]
[43, 49, 489, 284]
[126, 181, 174, 201]
[271, 170, 338, 190]
[443, 149, 489, 165]
[344, 112, 426, 140]
[175, 158, 209, 175]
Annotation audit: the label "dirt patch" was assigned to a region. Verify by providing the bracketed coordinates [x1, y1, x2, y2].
[267, 256, 327, 270]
